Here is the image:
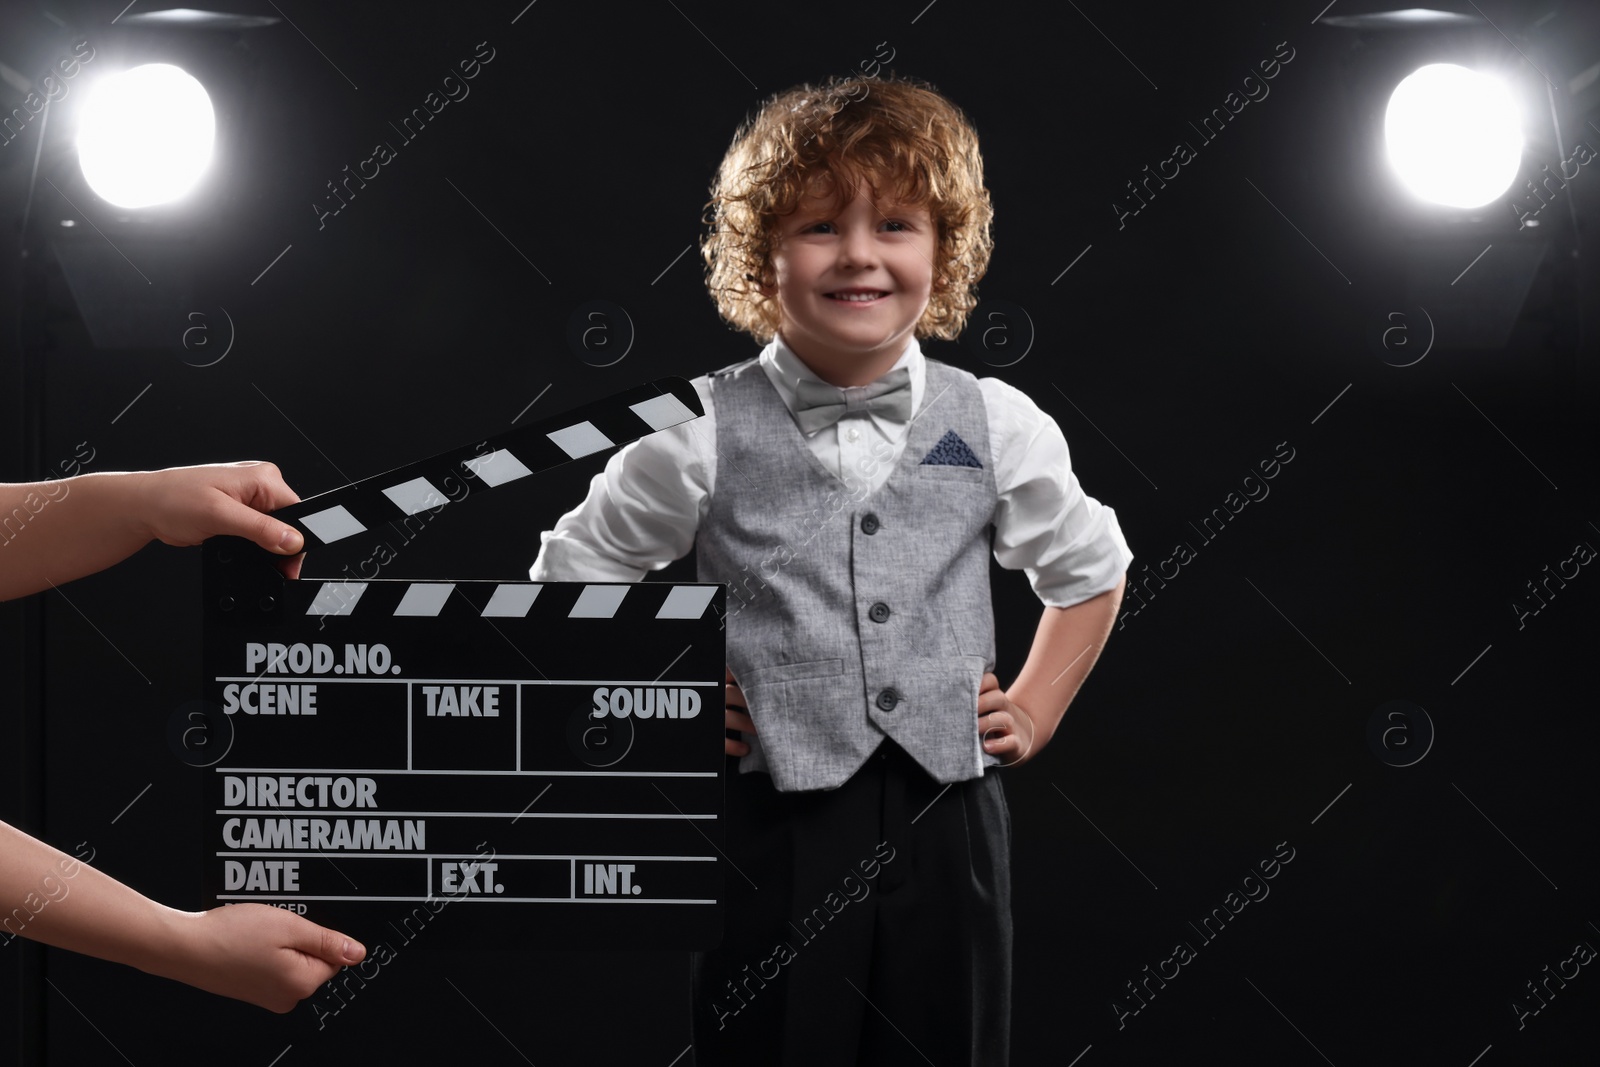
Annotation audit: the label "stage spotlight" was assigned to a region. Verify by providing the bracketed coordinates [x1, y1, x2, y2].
[76, 63, 215, 209]
[1384, 63, 1521, 209]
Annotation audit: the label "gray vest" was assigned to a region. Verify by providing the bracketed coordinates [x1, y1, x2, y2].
[697, 356, 1002, 792]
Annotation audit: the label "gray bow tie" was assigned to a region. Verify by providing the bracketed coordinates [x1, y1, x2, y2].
[792, 367, 913, 435]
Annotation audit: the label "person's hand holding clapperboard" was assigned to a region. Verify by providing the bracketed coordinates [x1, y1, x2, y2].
[1, 462, 366, 1012]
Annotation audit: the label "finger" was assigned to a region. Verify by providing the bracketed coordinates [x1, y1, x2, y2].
[214, 495, 305, 555]
[983, 711, 1035, 764]
[276, 955, 344, 1010]
[978, 710, 1011, 735]
[982, 730, 1016, 755]
[297, 921, 366, 966]
[293, 961, 344, 1004]
[723, 667, 751, 757]
[983, 723, 1031, 763]
[271, 523, 305, 555]
[984, 705, 1034, 742]
[976, 689, 1012, 714]
[232, 460, 301, 510]
[979, 672, 999, 693]
[1002, 735, 1034, 765]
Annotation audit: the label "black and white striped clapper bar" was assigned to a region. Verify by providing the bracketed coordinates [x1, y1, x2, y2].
[201, 378, 726, 950]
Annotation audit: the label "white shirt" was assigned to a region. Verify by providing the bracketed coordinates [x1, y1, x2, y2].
[531, 336, 1133, 608]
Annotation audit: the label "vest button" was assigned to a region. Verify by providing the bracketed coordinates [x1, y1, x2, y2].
[868, 602, 892, 624]
[860, 513, 880, 535]
[876, 688, 900, 711]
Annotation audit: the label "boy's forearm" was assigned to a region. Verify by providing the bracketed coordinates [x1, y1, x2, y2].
[1006, 574, 1125, 753]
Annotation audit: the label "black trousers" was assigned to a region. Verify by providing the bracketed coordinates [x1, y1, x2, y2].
[690, 739, 1013, 1066]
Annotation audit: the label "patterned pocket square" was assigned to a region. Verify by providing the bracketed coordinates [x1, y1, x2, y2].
[920, 430, 983, 469]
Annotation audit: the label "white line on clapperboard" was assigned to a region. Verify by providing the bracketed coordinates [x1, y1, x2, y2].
[216, 853, 716, 860]
[217, 895, 717, 903]
[215, 768, 716, 777]
[214, 677, 723, 685]
[216, 810, 715, 818]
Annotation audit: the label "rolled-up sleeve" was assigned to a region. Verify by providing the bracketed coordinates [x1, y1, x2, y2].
[530, 379, 714, 583]
[982, 378, 1134, 608]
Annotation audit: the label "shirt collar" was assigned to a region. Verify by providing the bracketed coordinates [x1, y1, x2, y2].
[759, 334, 926, 435]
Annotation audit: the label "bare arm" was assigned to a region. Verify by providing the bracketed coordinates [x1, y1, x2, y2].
[0, 459, 356, 1010]
[0, 820, 363, 1012]
[0, 462, 306, 600]
[979, 573, 1125, 765]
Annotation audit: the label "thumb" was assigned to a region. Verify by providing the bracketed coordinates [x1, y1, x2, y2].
[297, 921, 365, 966]
[216, 495, 304, 555]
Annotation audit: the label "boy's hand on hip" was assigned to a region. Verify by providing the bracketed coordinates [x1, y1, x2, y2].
[978, 672, 1036, 767]
[724, 666, 755, 758]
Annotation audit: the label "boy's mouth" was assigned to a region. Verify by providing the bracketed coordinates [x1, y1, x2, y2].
[826, 289, 889, 302]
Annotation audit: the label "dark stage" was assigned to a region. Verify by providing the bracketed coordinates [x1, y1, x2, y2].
[2, 1, 1597, 1063]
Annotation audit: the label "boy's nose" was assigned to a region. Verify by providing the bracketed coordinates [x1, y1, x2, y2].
[838, 229, 879, 269]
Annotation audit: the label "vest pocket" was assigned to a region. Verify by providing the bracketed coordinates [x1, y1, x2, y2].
[741, 660, 861, 790]
[742, 657, 844, 686]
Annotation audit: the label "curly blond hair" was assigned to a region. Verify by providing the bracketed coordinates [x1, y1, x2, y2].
[699, 73, 995, 344]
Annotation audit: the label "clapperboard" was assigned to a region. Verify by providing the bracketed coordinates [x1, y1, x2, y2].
[201, 378, 726, 950]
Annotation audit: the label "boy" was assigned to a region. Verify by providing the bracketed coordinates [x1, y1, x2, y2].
[2, 461, 368, 1012]
[532, 74, 1132, 1064]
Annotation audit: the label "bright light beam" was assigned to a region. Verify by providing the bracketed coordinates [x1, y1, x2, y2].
[77, 64, 215, 209]
[1384, 63, 1521, 209]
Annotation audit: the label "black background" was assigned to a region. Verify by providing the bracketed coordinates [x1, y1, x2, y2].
[2, 0, 1597, 1064]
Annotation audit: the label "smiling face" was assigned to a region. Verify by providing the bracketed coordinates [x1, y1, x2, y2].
[761, 178, 938, 387]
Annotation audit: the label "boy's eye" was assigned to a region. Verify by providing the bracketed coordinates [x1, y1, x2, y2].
[803, 219, 913, 233]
